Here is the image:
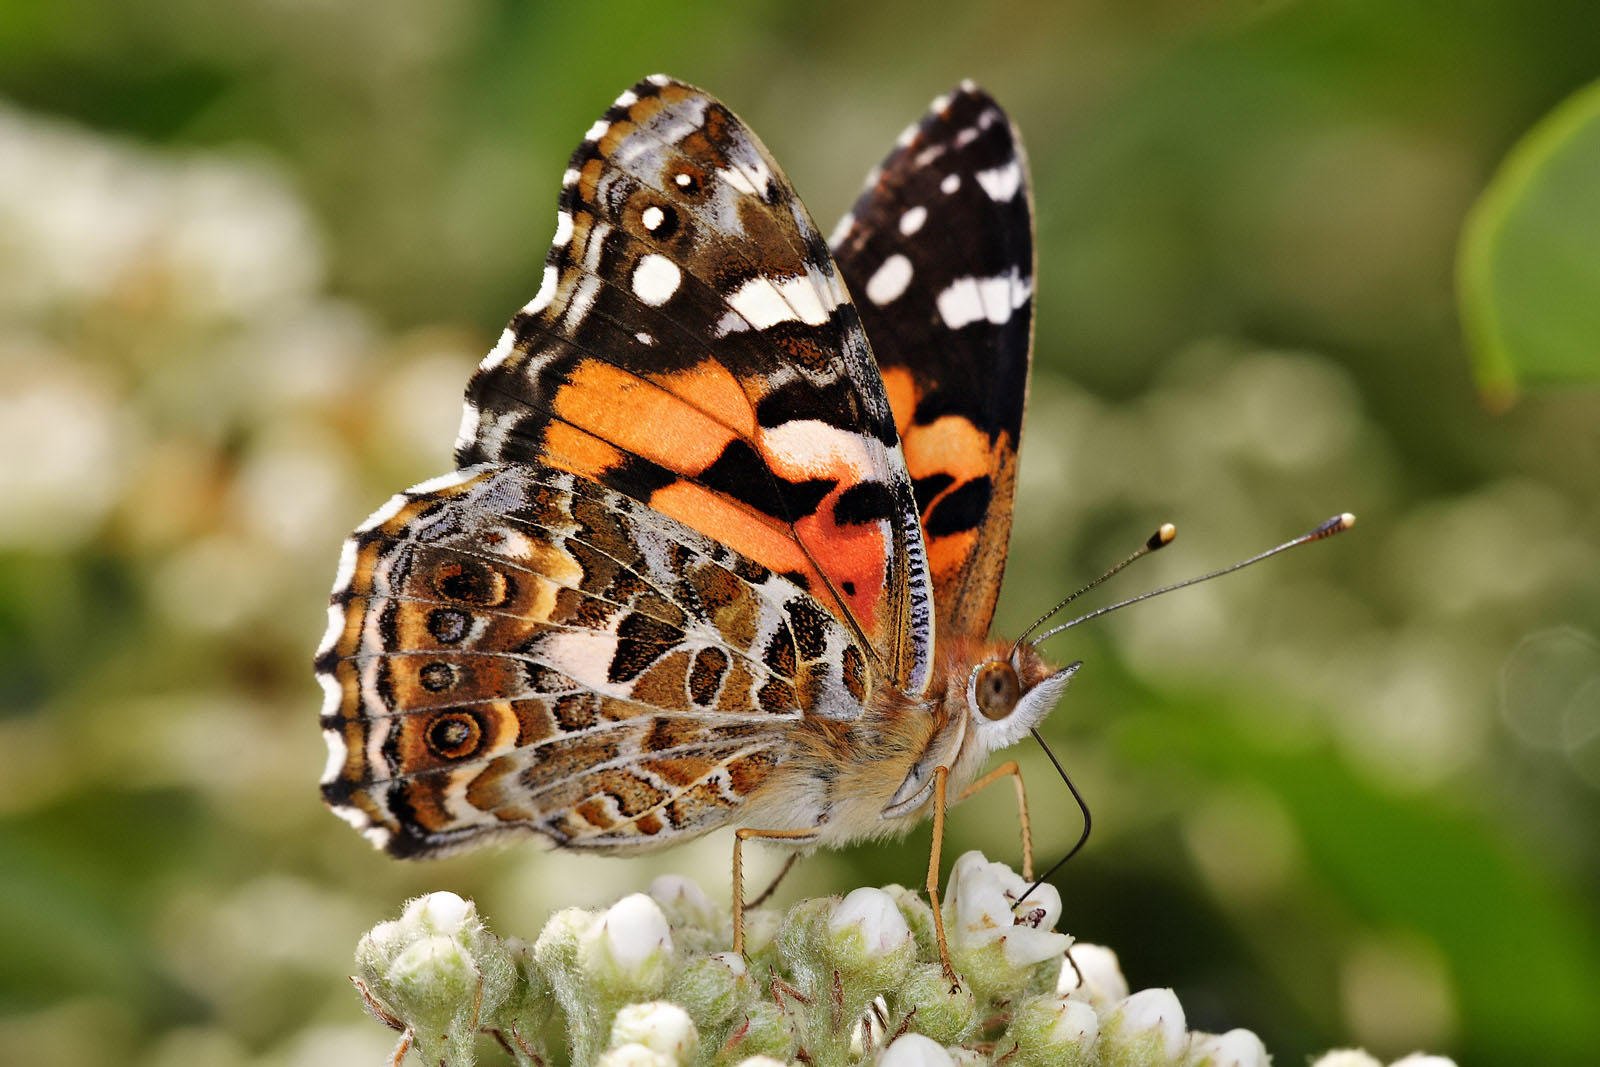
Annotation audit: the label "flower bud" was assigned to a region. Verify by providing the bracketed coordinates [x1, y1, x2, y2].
[897, 963, 978, 1045]
[609, 1001, 698, 1062]
[582, 893, 674, 997]
[406, 889, 472, 934]
[1057, 942, 1129, 1007]
[672, 951, 750, 1029]
[943, 852, 1071, 998]
[1103, 987, 1189, 1064]
[1187, 1028, 1269, 1067]
[722, 1001, 797, 1063]
[1008, 994, 1099, 1067]
[353, 892, 517, 1067]
[827, 887, 915, 985]
[878, 1032, 956, 1067]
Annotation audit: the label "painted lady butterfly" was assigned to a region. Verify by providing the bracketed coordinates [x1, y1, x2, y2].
[318, 74, 1106, 965]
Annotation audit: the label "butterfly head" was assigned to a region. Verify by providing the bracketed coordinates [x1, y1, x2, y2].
[962, 647, 1081, 755]
[882, 642, 1078, 819]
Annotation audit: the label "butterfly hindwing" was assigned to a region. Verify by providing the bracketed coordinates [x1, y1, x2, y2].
[831, 83, 1034, 640]
[316, 463, 871, 856]
[457, 76, 935, 695]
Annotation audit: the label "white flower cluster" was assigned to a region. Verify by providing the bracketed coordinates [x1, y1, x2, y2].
[351, 854, 1458, 1067]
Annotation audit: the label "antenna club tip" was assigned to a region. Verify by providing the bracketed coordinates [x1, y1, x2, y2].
[1148, 523, 1177, 550]
[1310, 512, 1357, 539]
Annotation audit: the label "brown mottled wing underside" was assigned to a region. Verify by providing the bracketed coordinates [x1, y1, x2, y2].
[316, 463, 868, 857]
[455, 75, 934, 695]
[831, 83, 1034, 640]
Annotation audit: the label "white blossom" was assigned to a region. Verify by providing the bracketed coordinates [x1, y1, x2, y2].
[944, 851, 1071, 968]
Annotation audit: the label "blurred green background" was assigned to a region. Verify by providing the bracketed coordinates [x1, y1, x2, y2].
[3, 2, 1599, 1064]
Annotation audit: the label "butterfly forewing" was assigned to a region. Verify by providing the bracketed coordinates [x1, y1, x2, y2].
[316, 463, 870, 856]
[457, 75, 934, 695]
[831, 83, 1035, 641]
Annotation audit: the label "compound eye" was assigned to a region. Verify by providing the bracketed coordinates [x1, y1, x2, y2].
[974, 660, 1021, 721]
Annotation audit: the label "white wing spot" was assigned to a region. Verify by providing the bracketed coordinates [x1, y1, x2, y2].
[522, 265, 558, 315]
[899, 206, 927, 235]
[935, 269, 1032, 329]
[585, 119, 610, 142]
[322, 727, 349, 784]
[675, 172, 693, 187]
[553, 211, 573, 246]
[632, 254, 681, 306]
[641, 206, 665, 231]
[454, 401, 480, 452]
[954, 126, 979, 148]
[865, 254, 914, 306]
[976, 159, 1022, 201]
[562, 168, 581, 187]
[355, 492, 409, 534]
[409, 468, 483, 496]
[647, 73, 672, 87]
[636, 331, 654, 345]
[564, 276, 601, 329]
[722, 274, 841, 331]
[481, 327, 518, 371]
[941, 173, 961, 194]
[616, 90, 639, 107]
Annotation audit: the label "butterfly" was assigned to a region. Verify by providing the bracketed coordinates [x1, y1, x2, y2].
[316, 73, 1073, 971]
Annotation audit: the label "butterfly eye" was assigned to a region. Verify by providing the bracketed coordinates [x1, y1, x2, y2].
[974, 660, 1021, 721]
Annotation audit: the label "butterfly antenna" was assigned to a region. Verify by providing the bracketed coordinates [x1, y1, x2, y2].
[1011, 523, 1177, 660]
[1013, 728, 1090, 910]
[1030, 513, 1356, 649]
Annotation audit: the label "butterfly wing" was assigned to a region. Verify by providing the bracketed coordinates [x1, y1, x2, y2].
[317, 463, 870, 857]
[457, 75, 934, 696]
[830, 83, 1034, 640]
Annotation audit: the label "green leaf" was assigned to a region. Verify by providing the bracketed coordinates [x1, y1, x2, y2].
[1460, 79, 1600, 404]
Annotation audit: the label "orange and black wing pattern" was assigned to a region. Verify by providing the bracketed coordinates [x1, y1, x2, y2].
[455, 76, 935, 696]
[831, 83, 1034, 641]
[316, 464, 871, 857]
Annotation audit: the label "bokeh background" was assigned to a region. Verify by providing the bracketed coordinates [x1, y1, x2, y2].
[4, 2, 1599, 1065]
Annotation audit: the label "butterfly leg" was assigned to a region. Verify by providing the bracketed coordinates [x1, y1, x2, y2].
[925, 764, 960, 985]
[733, 827, 817, 956]
[955, 760, 1032, 881]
